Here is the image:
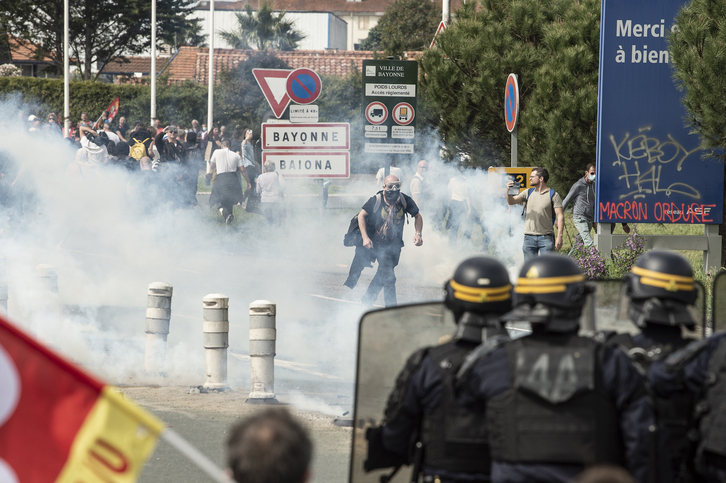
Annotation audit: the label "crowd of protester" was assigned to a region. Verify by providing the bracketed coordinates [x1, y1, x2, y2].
[0, 111, 270, 224]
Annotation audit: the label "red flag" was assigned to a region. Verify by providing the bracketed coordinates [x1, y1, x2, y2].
[0, 315, 163, 482]
[105, 97, 120, 123]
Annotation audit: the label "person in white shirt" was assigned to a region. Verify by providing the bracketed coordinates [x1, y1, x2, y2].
[409, 160, 428, 208]
[102, 120, 120, 144]
[447, 165, 472, 246]
[256, 160, 286, 226]
[208, 139, 251, 225]
[375, 160, 404, 190]
[78, 125, 109, 165]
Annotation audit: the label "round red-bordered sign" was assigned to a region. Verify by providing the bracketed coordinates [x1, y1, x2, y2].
[505, 74, 519, 132]
[286, 68, 322, 105]
[392, 102, 415, 125]
[365, 102, 388, 125]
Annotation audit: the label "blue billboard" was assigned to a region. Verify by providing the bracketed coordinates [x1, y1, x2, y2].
[596, 0, 724, 224]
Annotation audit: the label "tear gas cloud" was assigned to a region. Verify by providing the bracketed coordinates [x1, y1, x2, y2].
[0, 97, 526, 404]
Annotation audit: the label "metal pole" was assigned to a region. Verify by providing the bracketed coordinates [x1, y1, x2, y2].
[246, 300, 277, 404]
[145, 282, 173, 374]
[207, 0, 215, 135]
[442, 0, 450, 23]
[63, 0, 70, 138]
[511, 125, 517, 168]
[203, 294, 228, 390]
[150, 0, 157, 127]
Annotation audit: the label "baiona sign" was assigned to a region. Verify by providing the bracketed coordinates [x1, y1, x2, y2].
[596, 0, 724, 224]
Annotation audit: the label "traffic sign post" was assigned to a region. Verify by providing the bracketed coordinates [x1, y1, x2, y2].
[253, 69, 293, 119]
[261, 123, 350, 151]
[505, 74, 519, 167]
[362, 60, 418, 156]
[262, 151, 350, 178]
[487, 167, 534, 195]
[286, 68, 322, 105]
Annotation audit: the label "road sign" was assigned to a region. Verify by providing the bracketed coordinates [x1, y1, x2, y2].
[362, 60, 418, 154]
[429, 21, 447, 49]
[290, 105, 319, 123]
[488, 167, 533, 195]
[262, 151, 350, 178]
[253, 69, 293, 118]
[505, 74, 519, 133]
[261, 123, 350, 150]
[286, 68, 322, 105]
[365, 102, 388, 125]
[392, 102, 414, 125]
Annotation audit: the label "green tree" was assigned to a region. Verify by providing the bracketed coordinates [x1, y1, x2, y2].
[418, 0, 600, 187]
[668, 0, 726, 263]
[218, 1, 305, 51]
[375, 0, 440, 57]
[3, 0, 202, 81]
[359, 26, 382, 51]
[522, 0, 601, 195]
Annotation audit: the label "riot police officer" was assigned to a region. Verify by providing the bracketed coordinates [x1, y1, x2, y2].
[651, 321, 726, 481]
[460, 253, 654, 483]
[605, 251, 699, 482]
[365, 256, 513, 483]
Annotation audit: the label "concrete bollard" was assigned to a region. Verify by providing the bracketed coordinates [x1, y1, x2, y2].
[0, 258, 7, 313]
[203, 294, 229, 390]
[246, 300, 277, 404]
[145, 282, 173, 374]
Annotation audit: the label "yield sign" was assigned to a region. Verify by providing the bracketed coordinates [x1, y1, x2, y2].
[429, 21, 447, 49]
[253, 68, 292, 118]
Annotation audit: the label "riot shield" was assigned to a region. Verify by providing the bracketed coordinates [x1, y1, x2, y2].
[580, 279, 707, 339]
[712, 271, 726, 333]
[348, 302, 455, 483]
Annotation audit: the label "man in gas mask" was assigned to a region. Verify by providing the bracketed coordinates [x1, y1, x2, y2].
[365, 256, 512, 482]
[358, 175, 423, 307]
[603, 251, 699, 482]
[460, 253, 655, 483]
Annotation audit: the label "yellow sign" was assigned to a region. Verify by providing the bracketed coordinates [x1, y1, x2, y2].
[487, 167, 534, 195]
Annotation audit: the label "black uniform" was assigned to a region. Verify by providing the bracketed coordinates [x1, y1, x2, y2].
[612, 250, 702, 482]
[381, 340, 491, 482]
[651, 331, 726, 483]
[462, 329, 653, 483]
[459, 253, 655, 483]
[604, 328, 694, 483]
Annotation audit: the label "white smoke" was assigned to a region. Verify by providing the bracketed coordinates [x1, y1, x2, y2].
[0, 97, 526, 410]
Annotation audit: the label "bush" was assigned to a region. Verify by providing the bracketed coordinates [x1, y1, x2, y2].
[0, 76, 207, 127]
[608, 225, 647, 278]
[570, 237, 608, 280]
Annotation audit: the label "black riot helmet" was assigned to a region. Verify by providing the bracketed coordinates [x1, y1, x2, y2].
[626, 250, 697, 327]
[503, 253, 591, 332]
[444, 257, 512, 342]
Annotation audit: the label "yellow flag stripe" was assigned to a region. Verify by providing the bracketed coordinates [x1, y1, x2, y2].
[56, 386, 165, 483]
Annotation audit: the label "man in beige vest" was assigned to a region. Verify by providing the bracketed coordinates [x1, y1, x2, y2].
[506, 167, 564, 261]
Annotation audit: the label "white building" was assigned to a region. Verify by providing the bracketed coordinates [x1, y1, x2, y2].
[193, 0, 400, 51]
[193, 1, 348, 51]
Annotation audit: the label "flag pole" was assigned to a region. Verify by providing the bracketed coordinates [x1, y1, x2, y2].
[161, 429, 231, 483]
